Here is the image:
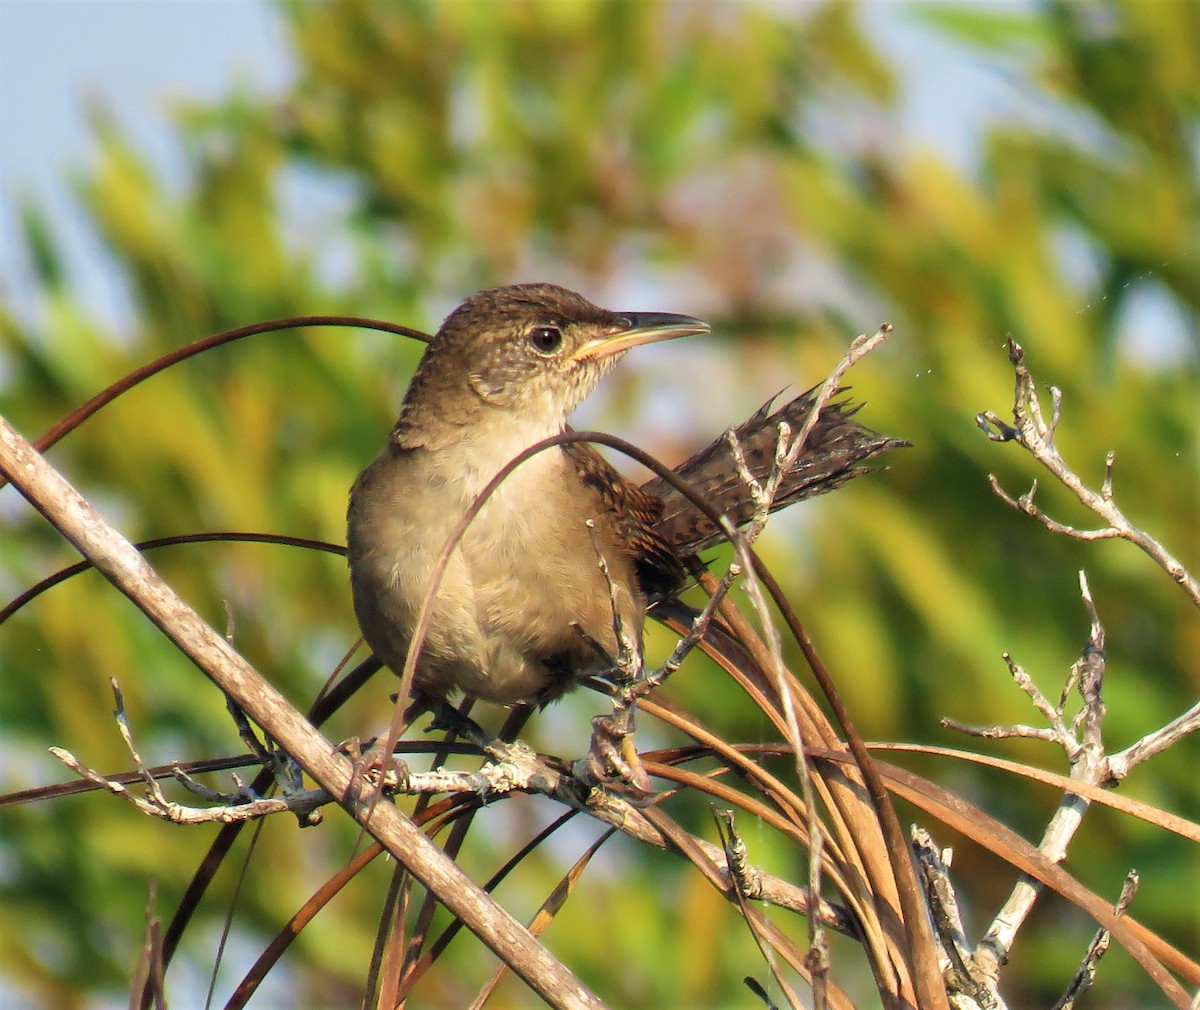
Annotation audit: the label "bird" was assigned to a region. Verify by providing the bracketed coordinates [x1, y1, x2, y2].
[347, 282, 905, 711]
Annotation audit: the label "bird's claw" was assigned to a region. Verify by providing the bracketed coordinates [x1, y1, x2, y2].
[585, 714, 654, 797]
[349, 747, 410, 794]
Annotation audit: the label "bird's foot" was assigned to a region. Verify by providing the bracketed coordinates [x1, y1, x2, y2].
[584, 713, 654, 798]
[341, 738, 410, 794]
[422, 698, 490, 746]
[397, 693, 487, 745]
[419, 697, 537, 770]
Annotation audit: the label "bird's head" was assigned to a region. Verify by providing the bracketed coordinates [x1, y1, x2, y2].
[399, 284, 709, 440]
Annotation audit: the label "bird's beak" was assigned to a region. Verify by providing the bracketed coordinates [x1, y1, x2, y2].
[570, 311, 711, 361]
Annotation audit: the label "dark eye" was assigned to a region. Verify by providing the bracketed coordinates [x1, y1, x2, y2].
[528, 325, 563, 355]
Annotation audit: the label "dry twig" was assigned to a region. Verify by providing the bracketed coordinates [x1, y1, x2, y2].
[1051, 871, 1139, 1010]
[969, 572, 1112, 984]
[977, 338, 1199, 608]
[0, 412, 607, 1010]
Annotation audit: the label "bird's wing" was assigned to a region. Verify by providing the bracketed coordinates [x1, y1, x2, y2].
[562, 438, 687, 599]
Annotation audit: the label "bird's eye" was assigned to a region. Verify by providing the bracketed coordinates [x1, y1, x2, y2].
[527, 325, 564, 355]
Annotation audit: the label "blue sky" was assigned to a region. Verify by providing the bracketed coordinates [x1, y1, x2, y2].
[0, 1, 1034, 326]
[0, 1, 289, 328]
[0, 0, 1190, 361]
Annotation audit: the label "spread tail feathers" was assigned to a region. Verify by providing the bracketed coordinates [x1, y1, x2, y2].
[643, 387, 909, 558]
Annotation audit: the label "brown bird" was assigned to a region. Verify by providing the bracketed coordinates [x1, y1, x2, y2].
[347, 283, 904, 709]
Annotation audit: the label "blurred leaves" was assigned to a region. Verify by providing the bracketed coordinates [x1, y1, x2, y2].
[2, 1, 1197, 1007]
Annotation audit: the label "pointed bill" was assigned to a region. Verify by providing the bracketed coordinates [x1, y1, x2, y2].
[570, 311, 710, 361]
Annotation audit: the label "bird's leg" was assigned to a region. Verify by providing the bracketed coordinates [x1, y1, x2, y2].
[581, 521, 654, 796]
[567, 623, 654, 791]
[416, 694, 541, 775]
[358, 691, 474, 792]
[348, 689, 444, 789]
[582, 519, 644, 685]
[421, 695, 490, 745]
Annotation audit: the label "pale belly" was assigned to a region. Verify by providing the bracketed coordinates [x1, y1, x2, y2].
[349, 443, 644, 705]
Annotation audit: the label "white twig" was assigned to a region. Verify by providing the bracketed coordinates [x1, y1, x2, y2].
[48, 697, 857, 931]
[978, 339, 1199, 608]
[731, 440, 831, 1005]
[1107, 700, 1200, 781]
[940, 650, 1084, 758]
[973, 572, 1110, 982]
[977, 339, 1200, 780]
[716, 809, 807, 1010]
[584, 518, 641, 685]
[784, 324, 893, 479]
[50, 746, 329, 826]
[653, 557, 742, 683]
[720, 324, 893, 1004]
[1050, 871, 1138, 1010]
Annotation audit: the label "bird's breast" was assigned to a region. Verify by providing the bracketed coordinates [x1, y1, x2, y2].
[349, 436, 643, 705]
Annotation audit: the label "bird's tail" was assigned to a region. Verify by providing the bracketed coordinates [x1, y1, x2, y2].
[643, 387, 909, 558]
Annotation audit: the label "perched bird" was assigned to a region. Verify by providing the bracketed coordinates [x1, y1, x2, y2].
[347, 283, 904, 708]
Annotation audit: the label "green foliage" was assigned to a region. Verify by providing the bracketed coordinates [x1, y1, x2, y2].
[2, 1, 1196, 1007]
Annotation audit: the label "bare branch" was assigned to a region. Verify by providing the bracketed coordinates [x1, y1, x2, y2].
[985, 475, 1123, 542]
[1051, 871, 1138, 1010]
[912, 827, 1004, 1010]
[50, 678, 330, 827]
[58, 673, 856, 937]
[941, 650, 1078, 756]
[978, 339, 1199, 608]
[50, 746, 329, 826]
[0, 412, 607, 1010]
[938, 719, 1062, 745]
[973, 572, 1111, 982]
[1108, 701, 1200, 781]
